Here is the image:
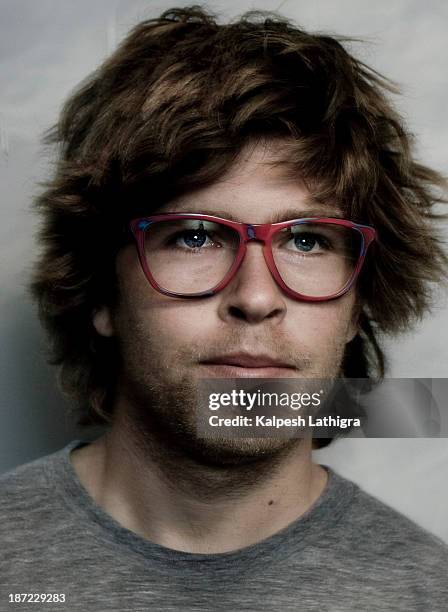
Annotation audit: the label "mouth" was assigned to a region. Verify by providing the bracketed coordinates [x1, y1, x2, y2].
[199, 353, 298, 378]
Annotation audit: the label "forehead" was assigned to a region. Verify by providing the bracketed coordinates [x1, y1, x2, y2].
[158, 140, 342, 224]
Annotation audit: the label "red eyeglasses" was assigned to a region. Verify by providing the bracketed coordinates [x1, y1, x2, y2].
[129, 213, 376, 302]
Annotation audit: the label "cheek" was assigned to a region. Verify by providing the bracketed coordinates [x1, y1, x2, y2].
[115, 247, 214, 348]
[149, 302, 220, 349]
[287, 294, 357, 348]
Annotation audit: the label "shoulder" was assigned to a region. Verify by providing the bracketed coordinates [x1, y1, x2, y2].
[0, 445, 75, 530]
[0, 453, 52, 498]
[316, 469, 448, 610]
[336, 473, 448, 569]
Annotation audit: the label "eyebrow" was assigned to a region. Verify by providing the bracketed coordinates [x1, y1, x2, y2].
[163, 205, 344, 223]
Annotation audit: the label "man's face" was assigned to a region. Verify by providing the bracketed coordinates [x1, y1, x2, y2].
[94, 141, 359, 465]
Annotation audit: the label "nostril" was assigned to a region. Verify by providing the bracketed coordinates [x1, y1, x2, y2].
[229, 305, 247, 320]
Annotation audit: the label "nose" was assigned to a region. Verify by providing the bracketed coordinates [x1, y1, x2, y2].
[217, 241, 287, 324]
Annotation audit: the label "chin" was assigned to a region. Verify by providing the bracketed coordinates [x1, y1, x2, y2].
[175, 434, 297, 468]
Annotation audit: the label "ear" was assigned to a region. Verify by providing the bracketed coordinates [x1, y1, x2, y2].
[346, 300, 362, 344]
[92, 305, 115, 338]
[346, 320, 358, 344]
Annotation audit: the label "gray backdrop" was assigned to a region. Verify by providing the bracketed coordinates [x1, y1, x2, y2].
[1, 0, 447, 542]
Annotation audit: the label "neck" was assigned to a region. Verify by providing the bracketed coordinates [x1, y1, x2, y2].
[71, 409, 328, 554]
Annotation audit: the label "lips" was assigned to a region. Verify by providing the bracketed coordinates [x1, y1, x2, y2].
[199, 352, 297, 377]
[202, 353, 295, 369]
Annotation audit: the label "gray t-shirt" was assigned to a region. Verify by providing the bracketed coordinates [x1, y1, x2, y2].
[0, 440, 447, 611]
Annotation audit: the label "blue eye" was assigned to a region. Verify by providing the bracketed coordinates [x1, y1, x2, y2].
[182, 228, 208, 248]
[292, 232, 330, 254]
[294, 234, 320, 252]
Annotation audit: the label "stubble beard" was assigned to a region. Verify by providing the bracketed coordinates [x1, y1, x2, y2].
[113, 336, 346, 470]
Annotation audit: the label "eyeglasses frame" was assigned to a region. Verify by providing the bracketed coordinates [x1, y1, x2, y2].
[129, 213, 376, 302]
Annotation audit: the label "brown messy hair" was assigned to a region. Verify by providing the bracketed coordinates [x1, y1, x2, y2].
[28, 6, 448, 448]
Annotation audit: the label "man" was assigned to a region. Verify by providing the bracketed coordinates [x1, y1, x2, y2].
[1, 6, 447, 611]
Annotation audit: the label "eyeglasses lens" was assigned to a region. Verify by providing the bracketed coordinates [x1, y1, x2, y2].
[271, 223, 362, 298]
[144, 219, 240, 295]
